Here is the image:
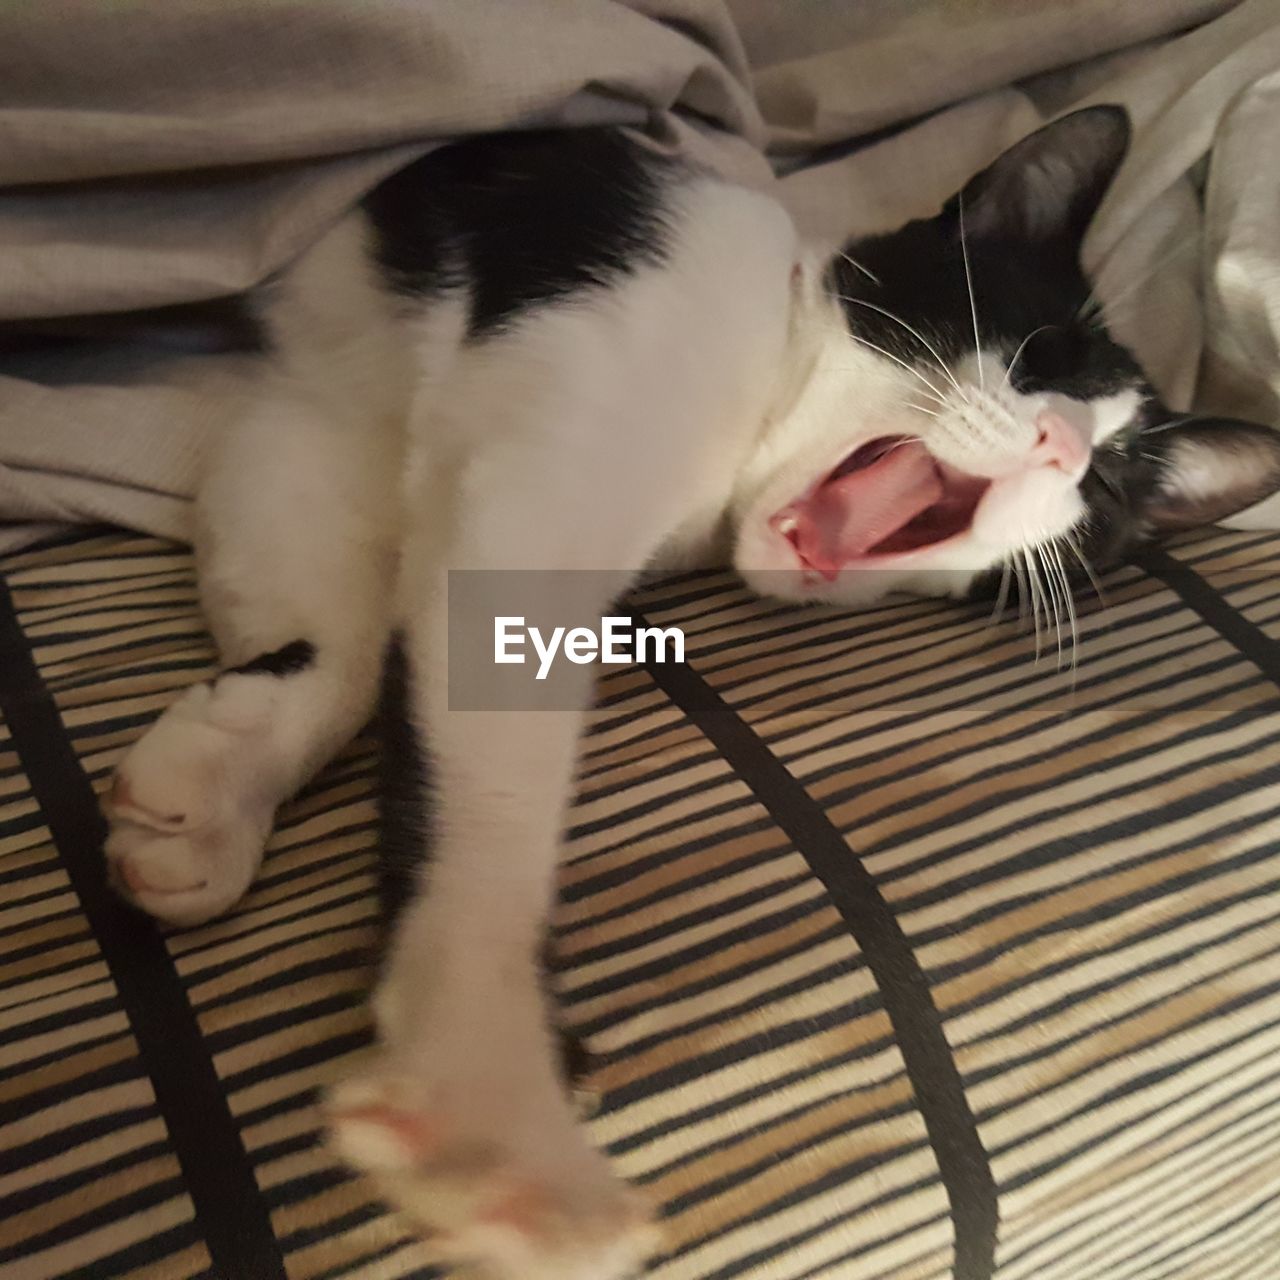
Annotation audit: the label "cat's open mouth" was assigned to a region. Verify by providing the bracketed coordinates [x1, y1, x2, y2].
[770, 437, 991, 580]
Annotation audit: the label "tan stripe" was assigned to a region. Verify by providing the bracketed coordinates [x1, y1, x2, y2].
[649, 1073, 917, 1210]
[580, 717, 706, 779]
[558, 804, 776, 928]
[662, 1180, 949, 1280]
[1, 1195, 194, 1280]
[902, 790, 1280, 944]
[1, 936, 105, 986]
[999, 1095, 1280, 1280]
[0, 1114, 170, 1203]
[559, 783, 773, 886]
[863, 712, 1268, 889]
[212, 1006, 371, 1081]
[173, 891, 380, 974]
[768, 606, 1236, 782]
[0, 1008, 129, 1073]
[986, 992, 1280, 1208]
[186, 923, 379, 1007]
[281, 1212, 430, 1280]
[115, 1239, 212, 1280]
[227, 1051, 369, 1121]
[1112, 1153, 1280, 1280]
[19, 582, 196, 625]
[0, 908, 88, 954]
[943, 873, 1280, 1047]
[0, 1151, 184, 1254]
[602, 1042, 910, 1188]
[0, 975, 116, 1038]
[561, 876, 826, 990]
[0, 812, 56, 860]
[596, 1002, 899, 1160]
[0, 1033, 141, 1109]
[2, 1078, 160, 1175]
[34, 632, 213, 683]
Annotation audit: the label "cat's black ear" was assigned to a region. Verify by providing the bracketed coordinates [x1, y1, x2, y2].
[951, 105, 1131, 246]
[1141, 416, 1280, 531]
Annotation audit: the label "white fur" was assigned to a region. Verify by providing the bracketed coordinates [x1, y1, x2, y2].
[107, 175, 798, 1277]
[103, 165, 1144, 1276]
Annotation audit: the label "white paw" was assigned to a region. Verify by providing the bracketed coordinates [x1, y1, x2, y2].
[324, 1065, 658, 1280]
[104, 683, 276, 926]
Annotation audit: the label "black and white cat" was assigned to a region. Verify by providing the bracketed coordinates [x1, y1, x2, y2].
[102, 105, 1280, 1278]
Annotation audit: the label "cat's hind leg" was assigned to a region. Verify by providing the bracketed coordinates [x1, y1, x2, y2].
[105, 386, 398, 926]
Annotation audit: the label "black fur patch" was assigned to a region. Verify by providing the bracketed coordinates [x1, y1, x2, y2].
[364, 128, 672, 337]
[224, 640, 316, 677]
[833, 218, 1145, 405]
[375, 633, 431, 930]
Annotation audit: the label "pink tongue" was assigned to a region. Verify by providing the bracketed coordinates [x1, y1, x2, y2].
[790, 442, 943, 577]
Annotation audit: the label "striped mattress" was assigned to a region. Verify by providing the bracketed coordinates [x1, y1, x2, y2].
[2, 527, 1279, 1280]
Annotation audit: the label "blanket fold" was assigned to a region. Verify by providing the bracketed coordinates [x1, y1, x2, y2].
[1, 0, 1277, 550]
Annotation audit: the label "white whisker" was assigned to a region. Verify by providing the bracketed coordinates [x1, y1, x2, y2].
[1010, 552, 1030, 627]
[987, 557, 1013, 628]
[811, 359, 945, 408]
[1020, 548, 1045, 660]
[1050, 541, 1080, 681]
[1002, 325, 1054, 390]
[1064, 529, 1108, 610]
[1036, 543, 1065, 670]
[837, 296, 965, 396]
[957, 192, 985, 393]
[844, 333, 950, 404]
[838, 249, 881, 286]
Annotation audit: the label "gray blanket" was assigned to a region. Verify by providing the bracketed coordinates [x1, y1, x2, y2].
[2, 0, 1277, 550]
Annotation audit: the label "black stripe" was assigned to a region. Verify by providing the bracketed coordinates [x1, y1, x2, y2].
[0, 573, 287, 1280]
[1133, 548, 1280, 687]
[630, 609, 998, 1280]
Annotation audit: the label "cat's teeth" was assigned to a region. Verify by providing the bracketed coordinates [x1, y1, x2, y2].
[776, 515, 798, 535]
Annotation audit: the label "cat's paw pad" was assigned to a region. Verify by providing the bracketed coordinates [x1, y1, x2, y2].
[324, 1073, 658, 1280]
[104, 809, 270, 926]
[104, 686, 274, 926]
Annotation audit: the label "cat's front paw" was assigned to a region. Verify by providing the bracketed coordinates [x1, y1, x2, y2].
[104, 684, 274, 925]
[324, 1065, 658, 1280]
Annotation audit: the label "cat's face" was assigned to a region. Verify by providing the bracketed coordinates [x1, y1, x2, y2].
[732, 106, 1280, 607]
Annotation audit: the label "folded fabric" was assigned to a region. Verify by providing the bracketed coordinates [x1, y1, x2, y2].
[1, 0, 1277, 548]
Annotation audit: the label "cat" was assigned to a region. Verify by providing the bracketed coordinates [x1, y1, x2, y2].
[101, 104, 1280, 1279]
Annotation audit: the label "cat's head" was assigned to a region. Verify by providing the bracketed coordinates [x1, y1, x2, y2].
[732, 105, 1280, 606]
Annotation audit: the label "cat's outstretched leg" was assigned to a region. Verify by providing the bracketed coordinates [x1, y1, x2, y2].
[322, 392, 674, 1277]
[105, 387, 397, 926]
[320, 175, 793, 1275]
[328, 582, 658, 1280]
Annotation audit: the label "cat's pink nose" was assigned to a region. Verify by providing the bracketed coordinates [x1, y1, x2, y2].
[1029, 409, 1089, 475]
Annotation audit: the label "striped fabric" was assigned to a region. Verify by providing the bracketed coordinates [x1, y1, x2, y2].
[2, 527, 1278, 1280]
